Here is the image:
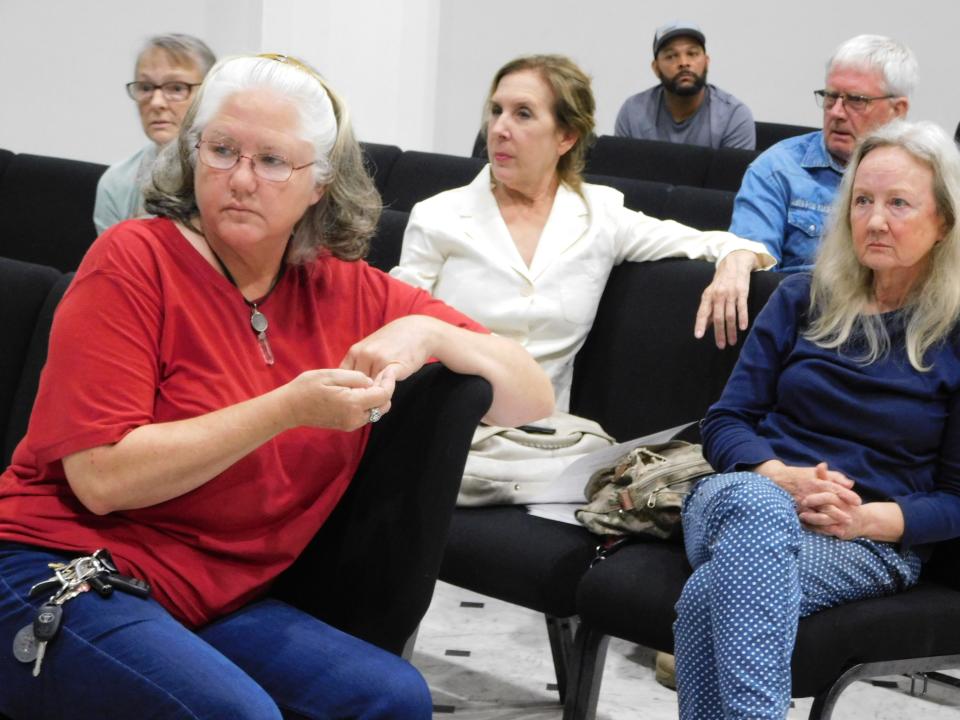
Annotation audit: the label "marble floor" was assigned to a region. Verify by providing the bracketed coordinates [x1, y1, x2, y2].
[413, 580, 960, 719]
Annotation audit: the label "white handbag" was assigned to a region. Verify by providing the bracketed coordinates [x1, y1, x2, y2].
[457, 411, 615, 506]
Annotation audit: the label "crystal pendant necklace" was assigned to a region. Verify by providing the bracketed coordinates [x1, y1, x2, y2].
[205, 240, 286, 366]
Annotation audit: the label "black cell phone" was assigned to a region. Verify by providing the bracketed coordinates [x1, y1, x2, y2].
[517, 424, 557, 435]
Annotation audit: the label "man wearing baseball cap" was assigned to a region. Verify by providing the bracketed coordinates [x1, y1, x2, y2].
[615, 20, 755, 149]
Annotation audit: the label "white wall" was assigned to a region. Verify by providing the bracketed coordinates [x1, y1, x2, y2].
[0, 0, 954, 163]
[259, 0, 440, 153]
[433, 0, 954, 155]
[0, 0, 262, 164]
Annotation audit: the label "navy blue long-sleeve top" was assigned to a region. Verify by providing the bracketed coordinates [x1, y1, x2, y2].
[702, 273, 960, 550]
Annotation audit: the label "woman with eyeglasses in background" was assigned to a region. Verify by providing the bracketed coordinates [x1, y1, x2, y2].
[93, 34, 216, 235]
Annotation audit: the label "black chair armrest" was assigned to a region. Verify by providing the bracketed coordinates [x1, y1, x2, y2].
[0, 258, 70, 466]
[274, 363, 492, 653]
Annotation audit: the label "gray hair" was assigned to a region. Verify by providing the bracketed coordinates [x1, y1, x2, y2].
[143, 54, 381, 263]
[807, 120, 960, 371]
[136, 33, 216, 77]
[826, 34, 918, 99]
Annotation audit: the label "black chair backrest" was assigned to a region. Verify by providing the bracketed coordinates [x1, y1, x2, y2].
[0, 148, 14, 186]
[0, 258, 69, 466]
[360, 141, 403, 197]
[570, 259, 784, 441]
[584, 173, 671, 219]
[471, 131, 487, 159]
[586, 135, 712, 188]
[704, 146, 756, 193]
[366, 208, 409, 273]
[0, 153, 106, 272]
[754, 121, 818, 152]
[663, 186, 735, 231]
[381, 151, 485, 212]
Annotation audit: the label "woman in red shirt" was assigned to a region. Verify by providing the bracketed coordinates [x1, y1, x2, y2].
[0, 54, 553, 720]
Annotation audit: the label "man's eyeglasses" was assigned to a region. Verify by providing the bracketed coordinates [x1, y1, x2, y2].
[814, 89, 894, 113]
[195, 141, 316, 183]
[126, 81, 201, 103]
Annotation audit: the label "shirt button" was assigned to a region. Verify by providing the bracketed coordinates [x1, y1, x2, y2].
[809, 224, 816, 233]
[521, 285, 534, 297]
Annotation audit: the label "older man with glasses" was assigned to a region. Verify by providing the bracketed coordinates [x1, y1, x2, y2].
[728, 34, 915, 272]
[94, 34, 215, 235]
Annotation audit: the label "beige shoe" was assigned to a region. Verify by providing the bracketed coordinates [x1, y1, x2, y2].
[655, 651, 677, 690]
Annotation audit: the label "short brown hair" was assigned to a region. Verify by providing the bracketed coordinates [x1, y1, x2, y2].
[485, 54, 596, 192]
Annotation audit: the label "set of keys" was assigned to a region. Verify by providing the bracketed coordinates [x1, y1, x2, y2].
[12, 548, 150, 677]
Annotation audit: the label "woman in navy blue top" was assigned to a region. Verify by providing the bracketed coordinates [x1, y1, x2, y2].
[675, 120, 960, 719]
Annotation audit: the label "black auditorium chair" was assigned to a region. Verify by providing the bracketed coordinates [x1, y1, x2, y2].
[365, 208, 409, 272]
[274, 361, 493, 656]
[569, 260, 781, 441]
[359, 141, 403, 197]
[1, 260, 70, 468]
[662, 185, 735, 231]
[568, 531, 960, 719]
[380, 151, 484, 212]
[584, 173, 671, 220]
[471, 130, 487, 159]
[704, 146, 757, 192]
[585, 136, 712, 188]
[440, 260, 785, 707]
[0, 149, 14, 186]
[0, 153, 105, 272]
[754, 121, 818, 152]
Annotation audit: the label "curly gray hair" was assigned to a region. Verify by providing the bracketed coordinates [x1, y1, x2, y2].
[143, 54, 381, 262]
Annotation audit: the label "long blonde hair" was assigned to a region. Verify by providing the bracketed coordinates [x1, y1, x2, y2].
[807, 120, 960, 370]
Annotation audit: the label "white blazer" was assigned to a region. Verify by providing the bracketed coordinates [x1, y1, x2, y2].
[390, 166, 774, 411]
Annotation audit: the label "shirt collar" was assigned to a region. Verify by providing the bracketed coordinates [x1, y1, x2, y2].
[801, 131, 846, 174]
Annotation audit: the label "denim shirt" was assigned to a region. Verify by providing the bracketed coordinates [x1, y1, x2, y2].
[728, 131, 843, 272]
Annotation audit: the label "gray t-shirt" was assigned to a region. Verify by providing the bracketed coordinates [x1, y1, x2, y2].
[614, 84, 755, 150]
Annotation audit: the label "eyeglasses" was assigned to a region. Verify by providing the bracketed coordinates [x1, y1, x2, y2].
[195, 141, 316, 183]
[813, 89, 894, 113]
[126, 81, 201, 102]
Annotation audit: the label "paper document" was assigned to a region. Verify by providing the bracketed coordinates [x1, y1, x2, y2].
[524, 421, 699, 516]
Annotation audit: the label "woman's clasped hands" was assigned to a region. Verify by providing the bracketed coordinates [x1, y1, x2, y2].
[755, 459, 865, 538]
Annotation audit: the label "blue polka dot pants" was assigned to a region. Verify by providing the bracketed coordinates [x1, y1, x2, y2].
[673, 472, 920, 719]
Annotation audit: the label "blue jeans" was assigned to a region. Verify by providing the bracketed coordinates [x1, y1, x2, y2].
[0, 544, 432, 720]
[674, 473, 921, 720]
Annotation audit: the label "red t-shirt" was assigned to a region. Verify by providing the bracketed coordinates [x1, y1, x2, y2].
[0, 218, 484, 627]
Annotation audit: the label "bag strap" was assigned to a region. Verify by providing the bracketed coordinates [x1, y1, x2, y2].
[589, 536, 635, 567]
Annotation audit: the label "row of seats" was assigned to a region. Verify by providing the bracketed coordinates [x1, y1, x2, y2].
[2, 144, 958, 720]
[474, 120, 818, 156]
[0, 121, 818, 275]
[471, 121, 818, 190]
[0, 142, 741, 274]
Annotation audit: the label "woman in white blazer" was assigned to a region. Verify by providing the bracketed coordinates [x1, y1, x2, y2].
[390, 54, 774, 412]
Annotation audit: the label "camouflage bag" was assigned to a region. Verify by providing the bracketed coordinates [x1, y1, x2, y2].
[575, 441, 714, 539]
